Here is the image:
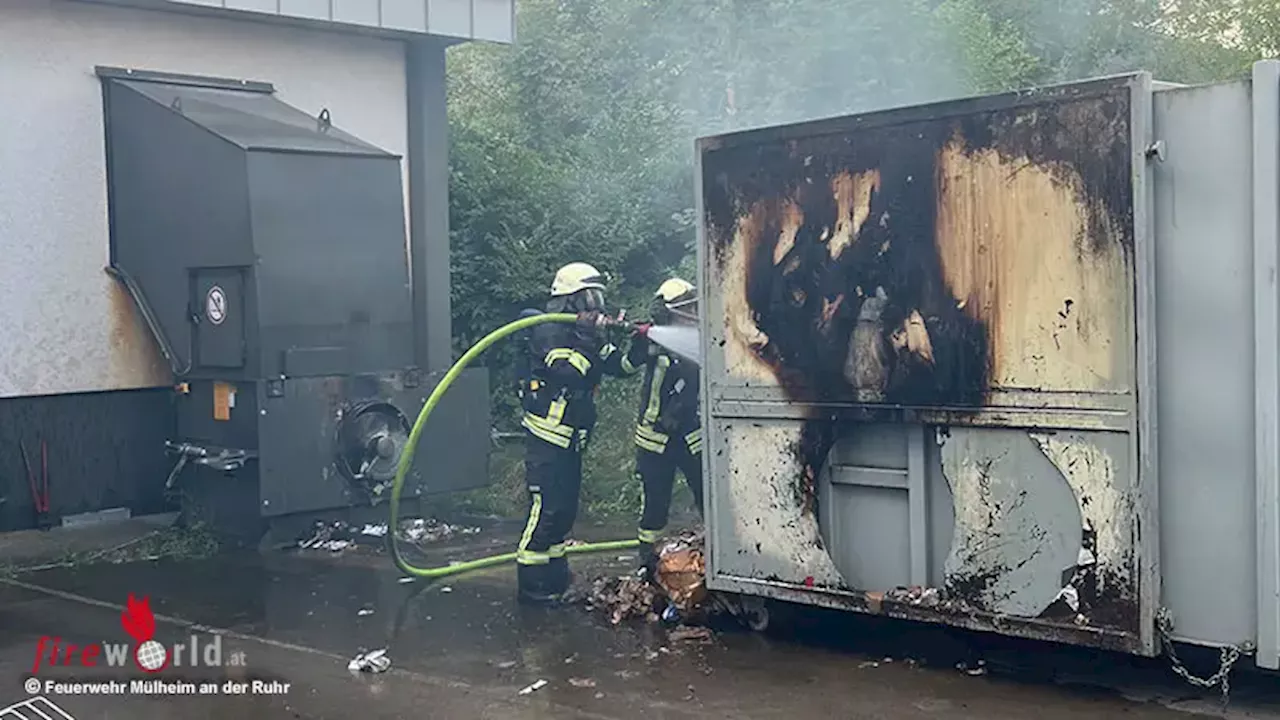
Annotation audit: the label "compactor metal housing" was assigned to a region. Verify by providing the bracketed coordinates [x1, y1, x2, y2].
[101, 67, 488, 535]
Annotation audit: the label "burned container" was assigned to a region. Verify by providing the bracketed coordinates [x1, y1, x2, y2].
[696, 64, 1280, 672]
[100, 68, 488, 537]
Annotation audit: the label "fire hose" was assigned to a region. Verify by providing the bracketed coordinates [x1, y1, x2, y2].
[388, 312, 640, 579]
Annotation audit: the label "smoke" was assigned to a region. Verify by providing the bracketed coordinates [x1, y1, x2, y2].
[445, 0, 1211, 317]
[539, 0, 983, 285]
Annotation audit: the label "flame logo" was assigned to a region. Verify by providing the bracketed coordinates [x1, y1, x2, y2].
[121, 594, 167, 673]
[120, 594, 155, 643]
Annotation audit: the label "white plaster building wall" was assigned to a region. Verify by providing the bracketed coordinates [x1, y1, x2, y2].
[0, 0, 408, 398]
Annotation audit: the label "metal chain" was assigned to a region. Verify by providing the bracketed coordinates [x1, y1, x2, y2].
[1155, 606, 1247, 707]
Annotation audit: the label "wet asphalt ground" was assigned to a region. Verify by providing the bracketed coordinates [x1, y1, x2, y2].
[1, 526, 1278, 720]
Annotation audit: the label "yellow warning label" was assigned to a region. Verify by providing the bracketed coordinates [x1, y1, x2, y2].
[213, 382, 236, 421]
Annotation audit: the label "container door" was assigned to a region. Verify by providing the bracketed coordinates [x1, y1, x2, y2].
[697, 73, 1160, 655]
[191, 267, 247, 369]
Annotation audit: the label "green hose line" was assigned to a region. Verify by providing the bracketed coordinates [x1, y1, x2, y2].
[388, 312, 641, 579]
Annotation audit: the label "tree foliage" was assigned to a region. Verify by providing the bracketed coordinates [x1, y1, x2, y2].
[443, 0, 1272, 519]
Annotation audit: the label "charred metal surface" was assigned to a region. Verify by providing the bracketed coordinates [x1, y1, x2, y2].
[702, 79, 1147, 653]
[1028, 430, 1139, 631]
[703, 88, 1134, 408]
[728, 575, 1140, 653]
[937, 427, 1082, 619]
[714, 421, 845, 586]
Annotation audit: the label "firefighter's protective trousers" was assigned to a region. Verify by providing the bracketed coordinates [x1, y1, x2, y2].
[636, 428, 704, 545]
[517, 321, 644, 596]
[633, 345, 703, 550]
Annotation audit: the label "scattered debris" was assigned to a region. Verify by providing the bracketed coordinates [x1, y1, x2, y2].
[495, 660, 517, 670]
[440, 586, 453, 593]
[957, 660, 987, 677]
[1055, 586, 1081, 612]
[399, 518, 481, 545]
[859, 660, 880, 669]
[517, 679, 548, 695]
[301, 517, 483, 551]
[571, 527, 720, 630]
[653, 529, 707, 615]
[885, 585, 941, 608]
[668, 625, 713, 643]
[398, 577, 415, 584]
[357, 607, 375, 617]
[573, 574, 661, 625]
[348, 649, 391, 674]
[594, 692, 605, 699]
[568, 677, 597, 688]
[299, 521, 350, 550]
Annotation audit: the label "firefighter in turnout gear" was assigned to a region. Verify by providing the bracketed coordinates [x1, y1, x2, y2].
[634, 278, 704, 576]
[516, 262, 647, 604]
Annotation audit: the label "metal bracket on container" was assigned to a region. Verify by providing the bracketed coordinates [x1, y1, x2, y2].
[164, 441, 256, 489]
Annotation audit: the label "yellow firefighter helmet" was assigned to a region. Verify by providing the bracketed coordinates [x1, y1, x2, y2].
[550, 262, 607, 297]
[655, 278, 696, 307]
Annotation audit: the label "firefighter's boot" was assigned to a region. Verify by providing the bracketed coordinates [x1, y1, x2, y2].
[517, 559, 571, 605]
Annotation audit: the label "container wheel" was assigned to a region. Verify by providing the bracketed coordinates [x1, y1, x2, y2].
[742, 599, 769, 632]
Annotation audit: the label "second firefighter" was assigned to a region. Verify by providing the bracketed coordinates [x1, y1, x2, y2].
[634, 278, 704, 575]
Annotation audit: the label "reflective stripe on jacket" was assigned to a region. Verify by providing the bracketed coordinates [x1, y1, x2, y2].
[522, 321, 645, 448]
[633, 345, 700, 454]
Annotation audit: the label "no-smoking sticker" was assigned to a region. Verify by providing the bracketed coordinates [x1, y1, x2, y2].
[206, 286, 227, 326]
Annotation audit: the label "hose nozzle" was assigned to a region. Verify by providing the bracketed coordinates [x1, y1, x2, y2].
[576, 310, 636, 333]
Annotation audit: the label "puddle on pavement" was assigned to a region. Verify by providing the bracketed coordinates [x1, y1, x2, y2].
[13, 523, 1278, 719]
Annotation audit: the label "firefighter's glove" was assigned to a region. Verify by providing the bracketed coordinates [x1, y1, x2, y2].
[633, 322, 652, 338]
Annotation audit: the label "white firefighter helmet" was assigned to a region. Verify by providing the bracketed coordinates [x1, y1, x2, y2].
[550, 262, 607, 297]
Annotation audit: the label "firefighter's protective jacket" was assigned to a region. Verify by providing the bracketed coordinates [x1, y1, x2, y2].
[633, 345, 701, 455]
[521, 322, 645, 449]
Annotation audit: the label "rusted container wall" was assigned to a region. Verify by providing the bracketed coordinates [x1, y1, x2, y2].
[697, 75, 1160, 654]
